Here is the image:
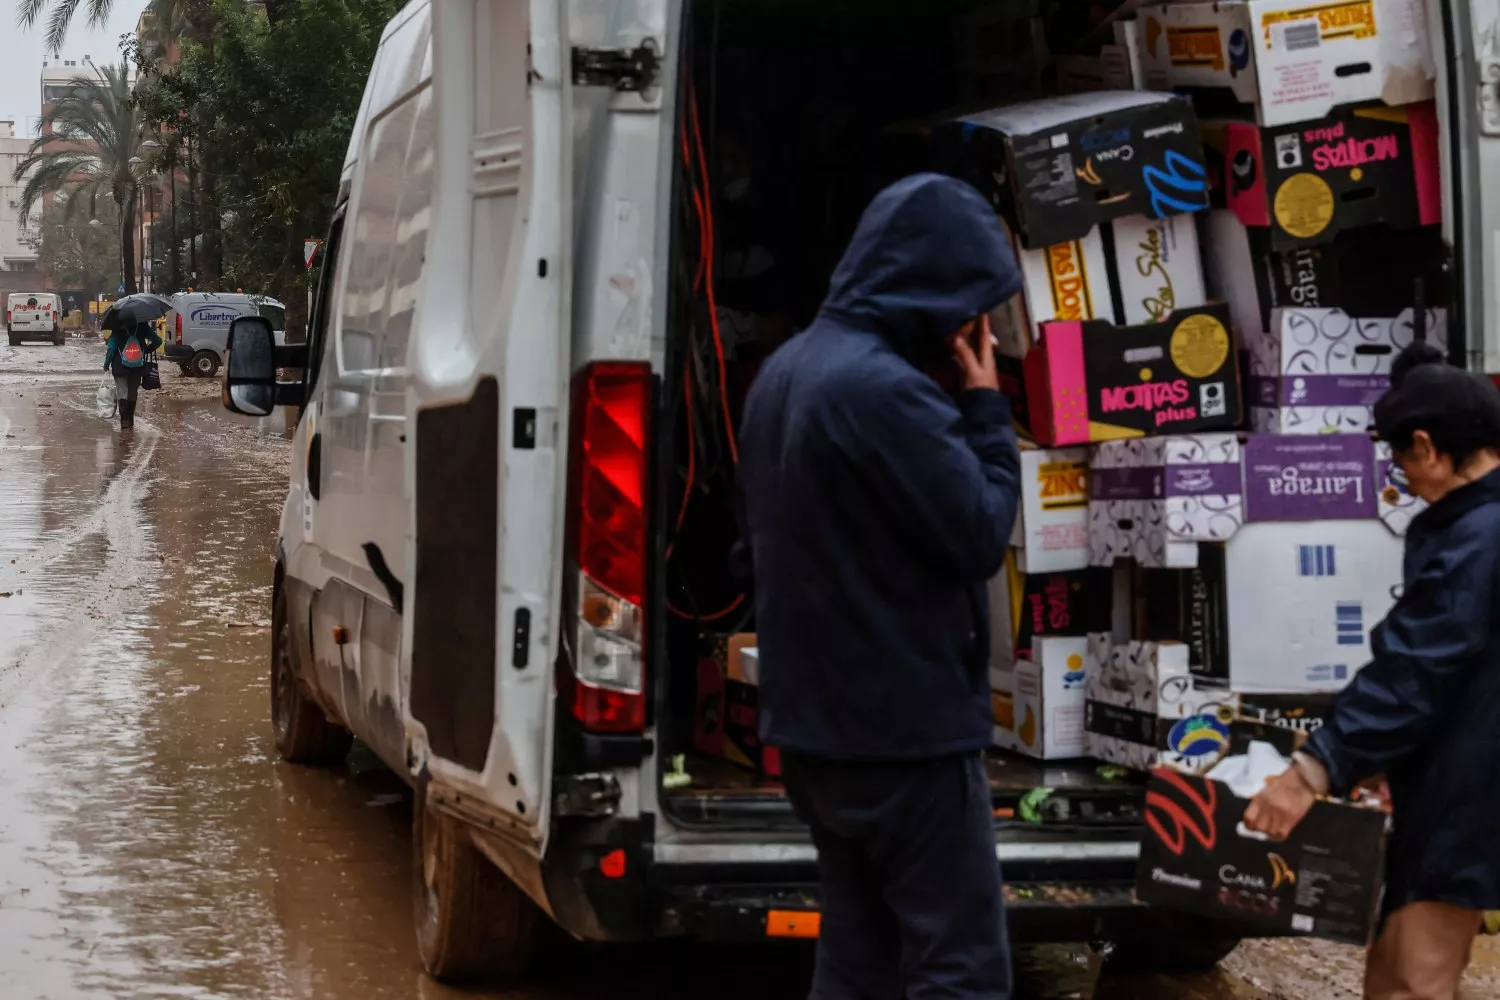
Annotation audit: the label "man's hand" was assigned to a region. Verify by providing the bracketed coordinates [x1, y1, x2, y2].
[1243, 766, 1319, 841]
[953, 314, 1000, 392]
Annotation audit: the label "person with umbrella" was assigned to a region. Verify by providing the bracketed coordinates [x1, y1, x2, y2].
[101, 294, 172, 431]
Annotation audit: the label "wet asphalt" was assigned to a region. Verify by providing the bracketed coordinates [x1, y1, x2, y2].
[2, 340, 1492, 999]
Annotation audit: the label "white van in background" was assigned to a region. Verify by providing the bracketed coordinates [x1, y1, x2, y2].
[221, 0, 1500, 986]
[7, 293, 63, 346]
[164, 292, 286, 376]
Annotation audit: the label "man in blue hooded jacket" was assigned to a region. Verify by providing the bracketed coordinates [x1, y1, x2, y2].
[737, 174, 1024, 999]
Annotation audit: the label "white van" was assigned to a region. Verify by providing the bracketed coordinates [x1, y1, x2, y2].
[164, 292, 286, 377]
[221, 0, 1499, 983]
[7, 292, 63, 346]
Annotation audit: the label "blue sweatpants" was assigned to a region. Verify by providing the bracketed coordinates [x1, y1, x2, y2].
[782, 752, 1012, 1000]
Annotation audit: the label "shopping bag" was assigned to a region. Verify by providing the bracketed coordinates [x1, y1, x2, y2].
[94, 377, 117, 419]
[141, 358, 161, 391]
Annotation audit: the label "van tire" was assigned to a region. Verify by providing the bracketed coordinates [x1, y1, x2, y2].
[190, 350, 221, 378]
[414, 796, 537, 983]
[52, 328, 64, 345]
[271, 589, 352, 765]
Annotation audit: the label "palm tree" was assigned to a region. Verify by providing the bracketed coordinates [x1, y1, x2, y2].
[17, 0, 114, 55]
[14, 62, 148, 295]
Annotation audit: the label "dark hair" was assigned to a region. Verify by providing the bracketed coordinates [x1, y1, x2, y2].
[1375, 341, 1500, 468]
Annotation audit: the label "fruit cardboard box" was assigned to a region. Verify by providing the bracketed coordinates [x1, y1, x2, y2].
[1012, 446, 1092, 572]
[1200, 210, 1449, 350]
[1136, 0, 1434, 128]
[1138, 768, 1387, 944]
[1025, 304, 1242, 446]
[1246, 306, 1446, 435]
[931, 90, 1210, 249]
[994, 637, 1091, 759]
[1219, 103, 1440, 251]
[1083, 634, 1239, 772]
[995, 213, 1208, 360]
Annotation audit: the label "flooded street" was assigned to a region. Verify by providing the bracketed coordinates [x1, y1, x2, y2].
[0, 342, 1489, 1000]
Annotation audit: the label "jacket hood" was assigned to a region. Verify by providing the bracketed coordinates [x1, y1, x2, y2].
[819, 173, 1022, 359]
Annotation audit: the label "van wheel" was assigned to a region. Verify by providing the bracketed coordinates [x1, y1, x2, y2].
[271, 589, 352, 764]
[414, 795, 537, 983]
[190, 350, 221, 378]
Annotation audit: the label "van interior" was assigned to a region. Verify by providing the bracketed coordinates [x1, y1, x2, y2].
[654, 0, 1168, 828]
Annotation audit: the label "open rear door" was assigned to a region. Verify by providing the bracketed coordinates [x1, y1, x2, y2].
[405, 0, 574, 860]
[1435, 0, 1500, 370]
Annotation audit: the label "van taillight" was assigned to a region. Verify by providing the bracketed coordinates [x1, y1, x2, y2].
[174, 314, 182, 344]
[562, 361, 651, 733]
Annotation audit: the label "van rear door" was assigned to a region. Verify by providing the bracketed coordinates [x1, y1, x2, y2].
[1435, 0, 1500, 370]
[405, 0, 574, 855]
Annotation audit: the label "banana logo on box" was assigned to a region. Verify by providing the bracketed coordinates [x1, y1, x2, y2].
[1268, 852, 1297, 889]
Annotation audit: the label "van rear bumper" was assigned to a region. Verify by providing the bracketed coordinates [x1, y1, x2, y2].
[543, 824, 1176, 946]
[646, 838, 1143, 943]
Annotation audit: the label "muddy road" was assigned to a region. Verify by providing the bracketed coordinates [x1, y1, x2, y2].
[0, 341, 1493, 1000]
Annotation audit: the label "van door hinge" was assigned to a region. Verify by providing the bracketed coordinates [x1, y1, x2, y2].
[554, 772, 622, 818]
[572, 40, 661, 92]
[1481, 55, 1500, 136]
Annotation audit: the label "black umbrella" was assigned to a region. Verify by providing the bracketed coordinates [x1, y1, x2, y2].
[100, 293, 173, 331]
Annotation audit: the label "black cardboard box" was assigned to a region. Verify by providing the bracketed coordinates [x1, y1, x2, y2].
[1138, 769, 1386, 945]
[1214, 103, 1441, 251]
[1140, 545, 1230, 681]
[1202, 211, 1449, 345]
[1024, 303, 1242, 445]
[933, 91, 1211, 249]
[1012, 566, 1114, 660]
[1230, 694, 1334, 756]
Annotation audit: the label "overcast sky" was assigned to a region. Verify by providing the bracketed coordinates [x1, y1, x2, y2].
[0, 0, 149, 135]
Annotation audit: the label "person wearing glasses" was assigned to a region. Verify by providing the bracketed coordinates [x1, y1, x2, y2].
[1246, 341, 1500, 1000]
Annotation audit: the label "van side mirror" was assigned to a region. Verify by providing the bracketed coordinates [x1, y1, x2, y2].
[223, 316, 306, 416]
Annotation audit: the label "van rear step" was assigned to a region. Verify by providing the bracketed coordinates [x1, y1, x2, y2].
[664, 751, 1148, 830]
[652, 880, 1139, 943]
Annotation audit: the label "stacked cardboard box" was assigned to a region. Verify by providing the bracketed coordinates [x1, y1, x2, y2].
[937, 3, 1442, 773]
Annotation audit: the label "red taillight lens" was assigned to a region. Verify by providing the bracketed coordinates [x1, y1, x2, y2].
[174, 314, 182, 343]
[575, 363, 650, 606]
[563, 361, 651, 734]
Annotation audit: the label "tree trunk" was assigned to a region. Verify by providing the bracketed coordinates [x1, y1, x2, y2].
[120, 192, 138, 295]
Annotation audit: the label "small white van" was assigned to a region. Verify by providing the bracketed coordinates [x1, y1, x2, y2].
[164, 292, 286, 377]
[222, 0, 1500, 984]
[7, 293, 63, 346]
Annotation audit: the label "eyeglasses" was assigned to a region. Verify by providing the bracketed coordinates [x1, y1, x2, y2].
[1386, 463, 1410, 494]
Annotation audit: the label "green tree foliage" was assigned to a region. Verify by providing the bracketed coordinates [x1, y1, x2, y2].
[25, 198, 123, 297]
[134, 0, 397, 332]
[14, 62, 148, 294]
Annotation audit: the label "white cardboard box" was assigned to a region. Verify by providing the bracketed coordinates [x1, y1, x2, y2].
[997, 214, 1207, 358]
[1222, 519, 1401, 691]
[1084, 634, 1237, 771]
[994, 637, 1090, 759]
[1113, 214, 1208, 327]
[1013, 447, 1092, 572]
[1248, 307, 1448, 435]
[1137, 0, 1435, 128]
[1093, 433, 1410, 691]
[1089, 433, 1246, 569]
